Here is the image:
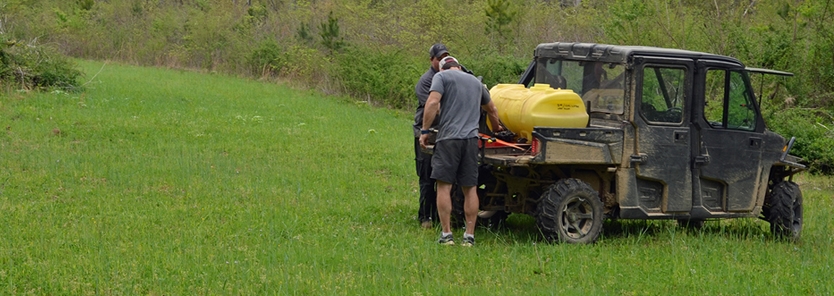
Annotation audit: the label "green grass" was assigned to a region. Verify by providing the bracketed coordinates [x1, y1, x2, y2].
[1, 60, 833, 295]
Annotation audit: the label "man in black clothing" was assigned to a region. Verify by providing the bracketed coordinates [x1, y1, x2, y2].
[413, 43, 449, 228]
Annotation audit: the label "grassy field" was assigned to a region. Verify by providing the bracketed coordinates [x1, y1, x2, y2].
[1, 60, 832, 295]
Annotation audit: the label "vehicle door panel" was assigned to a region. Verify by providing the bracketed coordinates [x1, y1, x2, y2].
[633, 60, 693, 213]
[695, 64, 765, 212]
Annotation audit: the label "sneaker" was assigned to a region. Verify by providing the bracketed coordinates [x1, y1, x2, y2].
[420, 220, 432, 229]
[461, 236, 475, 247]
[438, 233, 455, 245]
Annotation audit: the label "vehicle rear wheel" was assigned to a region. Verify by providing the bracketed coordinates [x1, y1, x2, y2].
[536, 178, 604, 244]
[764, 181, 802, 241]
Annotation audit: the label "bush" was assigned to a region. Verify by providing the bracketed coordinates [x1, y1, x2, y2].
[248, 39, 285, 78]
[0, 37, 82, 91]
[332, 46, 422, 109]
[767, 108, 834, 174]
[462, 54, 527, 88]
[329, 47, 527, 109]
[281, 44, 328, 84]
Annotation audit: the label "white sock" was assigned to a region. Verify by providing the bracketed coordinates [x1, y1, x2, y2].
[463, 233, 474, 239]
[442, 232, 453, 237]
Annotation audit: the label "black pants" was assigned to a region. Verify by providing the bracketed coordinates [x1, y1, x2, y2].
[414, 137, 437, 222]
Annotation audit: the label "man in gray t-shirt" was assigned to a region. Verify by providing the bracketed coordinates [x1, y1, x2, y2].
[419, 56, 503, 246]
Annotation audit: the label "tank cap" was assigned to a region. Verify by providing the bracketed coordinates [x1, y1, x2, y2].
[531, 83, 556, 91]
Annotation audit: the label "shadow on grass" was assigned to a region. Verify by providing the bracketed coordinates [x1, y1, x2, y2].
[602, 218, 778, 242]
[692, 218, 774, 241]
[476, 215, 781, 245]
[475, 214, 541, 245]
[601, 219, 666, 240]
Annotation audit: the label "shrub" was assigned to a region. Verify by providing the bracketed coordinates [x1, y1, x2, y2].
[462, 53, 527, 88]
[281, 44, 328, 84]
[0, 37, 82, 91]
[767, 108, 834, 174]
[329, 46, 527, 109]
[77, 0, 94, 11]
[332, 46, 421, 109]
[248, 39, 285, 78]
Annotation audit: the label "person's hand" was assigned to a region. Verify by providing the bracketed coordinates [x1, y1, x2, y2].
[419, 133, 429, 149]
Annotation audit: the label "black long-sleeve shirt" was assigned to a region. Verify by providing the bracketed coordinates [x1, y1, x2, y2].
[413, 66, 439, 137]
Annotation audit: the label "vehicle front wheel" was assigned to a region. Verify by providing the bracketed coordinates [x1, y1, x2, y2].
[764, 181, 802, 241]
[536, 178, 604, 244]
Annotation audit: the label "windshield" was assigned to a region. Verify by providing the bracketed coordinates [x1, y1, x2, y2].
[534, 58, 626, 114]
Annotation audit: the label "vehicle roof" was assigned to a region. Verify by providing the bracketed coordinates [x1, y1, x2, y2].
[535, 42, 743, 66]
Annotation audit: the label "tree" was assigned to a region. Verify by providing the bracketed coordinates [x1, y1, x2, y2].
[319, 11, 344, 54]
[485, 0, 518, 53]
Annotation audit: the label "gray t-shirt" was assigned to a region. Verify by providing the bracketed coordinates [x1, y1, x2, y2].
[429, 70, 491, 142]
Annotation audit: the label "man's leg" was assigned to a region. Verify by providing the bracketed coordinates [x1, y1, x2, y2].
[415, 137, 437, 227]
[461, 185, 479, 236]
[419, 156, 437, 222]
[435, 181, 454, 234]
[457, 138, 481, 240]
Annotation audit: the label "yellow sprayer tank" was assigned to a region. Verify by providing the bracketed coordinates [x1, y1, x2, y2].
[490, 83, 589, 140]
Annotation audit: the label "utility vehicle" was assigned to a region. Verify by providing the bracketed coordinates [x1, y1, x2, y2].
[442, 42, 805, 244]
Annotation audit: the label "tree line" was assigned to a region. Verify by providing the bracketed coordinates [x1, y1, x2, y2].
[1, 0, 833, 172]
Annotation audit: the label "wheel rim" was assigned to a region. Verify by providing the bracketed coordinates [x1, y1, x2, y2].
[560, 196, 595, 239]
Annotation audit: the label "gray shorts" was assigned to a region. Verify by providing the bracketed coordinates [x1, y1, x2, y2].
[431, 138, 479, 186]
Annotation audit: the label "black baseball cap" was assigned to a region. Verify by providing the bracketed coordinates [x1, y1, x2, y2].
[429, 43, 449, 58]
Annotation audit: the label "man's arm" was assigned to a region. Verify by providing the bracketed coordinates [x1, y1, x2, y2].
[481, 100, 503, 133]
[415, 72, 433, 106]
[419, 91, 442, 148]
